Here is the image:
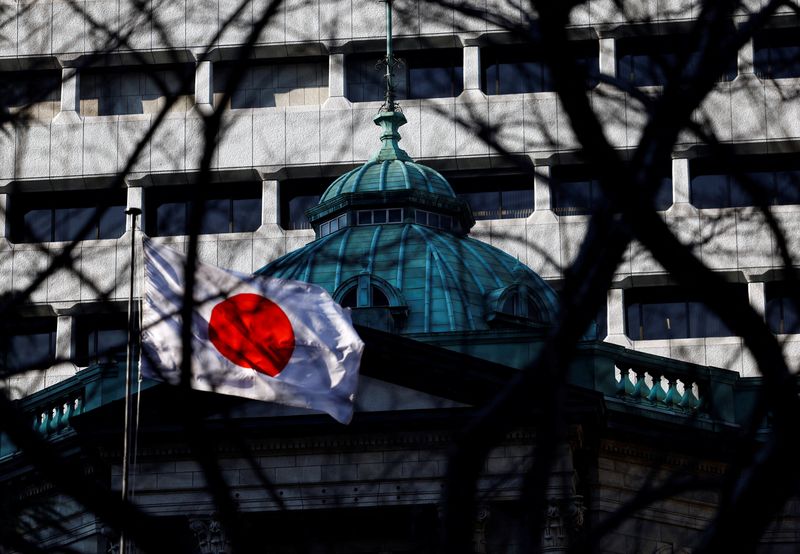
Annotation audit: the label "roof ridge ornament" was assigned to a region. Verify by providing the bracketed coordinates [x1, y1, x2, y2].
[371, 0, 412, 162]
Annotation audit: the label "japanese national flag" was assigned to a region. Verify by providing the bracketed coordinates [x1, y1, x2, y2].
[141, 239, 363, 424]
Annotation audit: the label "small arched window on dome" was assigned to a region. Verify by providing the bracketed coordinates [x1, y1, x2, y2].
[334, 274, 408, 332]
[485, 283, 549, 327]
[335, 274, 402, 309]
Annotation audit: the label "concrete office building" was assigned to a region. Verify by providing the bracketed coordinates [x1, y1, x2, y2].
[2, 0, 800, 551]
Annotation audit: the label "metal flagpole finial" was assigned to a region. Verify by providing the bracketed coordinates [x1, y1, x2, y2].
[379, 0, 401, 113]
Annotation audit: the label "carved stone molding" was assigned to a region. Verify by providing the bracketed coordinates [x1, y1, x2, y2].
[189, 515, 231, 554]
[542, 496, 585, 553]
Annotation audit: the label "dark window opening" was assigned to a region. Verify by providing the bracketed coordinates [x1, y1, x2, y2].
[690, 155, 800, 209]
[340, 287, 358, 308]
[320, 214, 348, 237]
[588, 303, 608, 339]
[10, 189, 127, 243]
[449, 174, 535, 220]
[414, 209, 452, 230]
[0, 69, 61, 113]
[213, 58, 328, 109]
[74, 312, 128, 366]
[616, 34, 737, 88]
[346, 49, 463, 102]
[280, 179, 328, 230]
[551, 164, 672, 215]
[625, 284, 746, 340]
[358, 209, 404, 226]
[79, 64, 194, 116]
[145, 184, 261, 237]
[481, 41, 599, 95]
[1, 317, 56, 372]
[766, 281, 800, 334]
[754, 28, 800, 79]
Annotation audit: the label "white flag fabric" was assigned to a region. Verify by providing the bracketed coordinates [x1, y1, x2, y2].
[141, 239, 363, 424]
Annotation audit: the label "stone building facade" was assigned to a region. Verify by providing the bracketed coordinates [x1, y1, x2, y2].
[2, 0, 800, 552]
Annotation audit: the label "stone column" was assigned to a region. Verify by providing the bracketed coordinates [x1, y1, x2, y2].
[59, 67, 80, 114]
[126, 186, 143, 231]
[738, 37, 755, 76]
[55, 314, 75, 374]
[598, 38, 616, 79]
[195, 60, 214, 115]
[463, 45, 481, 91]
[261, 179, 279, 227]
[541, 441, 585, 553]
[606, 288, 631, 347]
[748, 281, 766, 318]
[672, 157, 691, 206]
[0, 193, 7, 239]
[329, 53, 346, 98]
[534, 165, 552, 213]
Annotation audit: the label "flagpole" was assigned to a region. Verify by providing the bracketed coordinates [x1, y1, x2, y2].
[120, 207, 141, 554]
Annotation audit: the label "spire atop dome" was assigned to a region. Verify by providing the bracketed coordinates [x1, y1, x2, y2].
[381, 0, 399, 113]
[371, 0, 410, 162]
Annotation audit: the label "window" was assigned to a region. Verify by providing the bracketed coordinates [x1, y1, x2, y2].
[74, 312, 128, 366]
[280, 179, 328, 230]
[214, 58, 329, 108]
[766, 281, 800, 334]
[754, 28, 800, 79]
[319, 214, 348, 237]
[358, 209, 403, 226]
[0, 69, 61, 119]
[690, 156, 800, 209]
[625, 285, 746, 340]
[336, 274, 398, 308]
[413, 209, 452, 230]
[9, 189, 127, 243]
[80, 64, 194, 116]
[145, 184, 261, 237]
[616, 34, 737, 87]
[586, 304, 608, 340]
[449, 174, 535, 220]
[346, 49, 463, 102]
[551, 165, 672, 215]
[1, 317, 56, 372]
[481, 41, 599, 95]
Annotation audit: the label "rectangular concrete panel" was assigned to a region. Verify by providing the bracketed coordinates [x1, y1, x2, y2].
[285, 108, 321, 165]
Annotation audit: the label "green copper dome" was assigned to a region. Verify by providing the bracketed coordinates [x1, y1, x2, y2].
[257, 223, 558, 334]
[256, 108, 559, 335]
[320, 112, 456, 202]
[320, 159, 456, 201]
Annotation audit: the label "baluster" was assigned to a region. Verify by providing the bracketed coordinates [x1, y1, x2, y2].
[47, 407, 60, 433]
[59, 400, 71, 429]
[646, 370, 666, 405]
[631, 368, 650, 401]
[678, 380, 700, 411]
[37, 411, 48, 435]
[663, 375, 682, 409]
[616, 366, 635, 398]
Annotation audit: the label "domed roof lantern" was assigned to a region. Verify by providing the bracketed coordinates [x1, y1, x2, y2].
[304, 0, 474, 237]
[256, 0, 560, 335]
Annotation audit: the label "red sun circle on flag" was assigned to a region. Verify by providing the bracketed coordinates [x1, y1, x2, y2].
[208, 293, 295, 377]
